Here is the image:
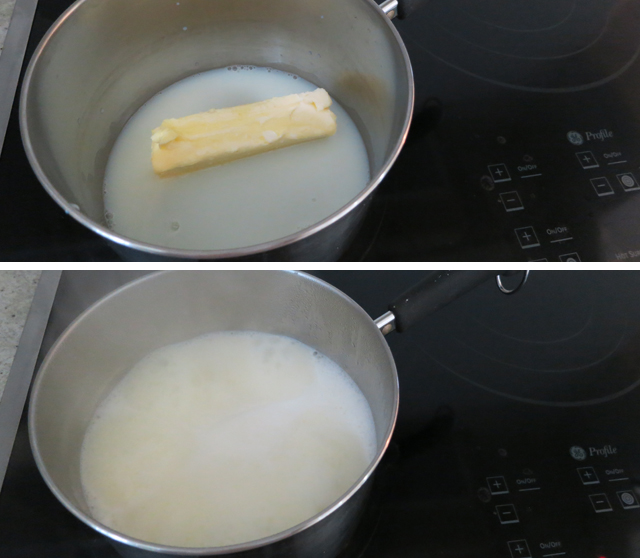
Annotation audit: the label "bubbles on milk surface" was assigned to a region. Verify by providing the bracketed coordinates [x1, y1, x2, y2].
[80, 331, 376, 548]
[102, 66, 369, 250]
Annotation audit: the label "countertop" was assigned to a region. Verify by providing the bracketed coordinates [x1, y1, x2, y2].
[0, 271, 41, 401]
[0, 0, 50, 398]
[0, 0, 16, 58]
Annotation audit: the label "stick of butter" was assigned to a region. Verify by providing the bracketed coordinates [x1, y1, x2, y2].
[151, 88, 337, 176]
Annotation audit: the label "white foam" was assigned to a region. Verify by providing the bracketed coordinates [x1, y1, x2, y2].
[80, 331, 376, 548]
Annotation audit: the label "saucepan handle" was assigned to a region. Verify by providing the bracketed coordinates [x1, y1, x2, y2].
[375, 271, 529, 335]
[379, 0, 429, 20]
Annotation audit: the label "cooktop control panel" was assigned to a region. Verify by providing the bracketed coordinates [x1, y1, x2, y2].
[431, 85, 640, 262]
[363, 426, 640, 558]
[470, 439, 640, 558]
[467, 117, 640, 262]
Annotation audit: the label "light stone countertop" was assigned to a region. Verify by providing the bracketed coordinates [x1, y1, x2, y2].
[0, 0, 17, 58]
[0, 271, 42, 401]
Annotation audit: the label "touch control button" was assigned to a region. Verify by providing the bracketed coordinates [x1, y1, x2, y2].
[546, 226, 573, 244]
[590, 493, 613, 513]
[487, 476, 509, 495]
[540, 542, 565, 557]
[606, 468, 629, 482]
[577, 467, 599, 485]
[617, 172, 640, 192]
[515, 227, 540, 249]
[488, 164, 511, 183]
[576, 151, 599, 169]
[604, 151, 627, 165]
[508, 540, 532, 558]
[516, 476, 540, 492]
[591, 177, 614, 197]
[500, 191, 524, 212]
[617, 491, 640, 510]
[560, 253, 581, 262]
[496, 504, 520, 524]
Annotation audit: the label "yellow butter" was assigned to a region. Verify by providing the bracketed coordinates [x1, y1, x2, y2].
[151, 88, 337, 177]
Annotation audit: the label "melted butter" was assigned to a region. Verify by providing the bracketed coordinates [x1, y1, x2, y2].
[80, 331, 376, 548]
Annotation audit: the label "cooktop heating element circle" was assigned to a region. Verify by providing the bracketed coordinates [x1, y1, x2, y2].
[414, 272, 640, 406]
[406, 0, 640, 92]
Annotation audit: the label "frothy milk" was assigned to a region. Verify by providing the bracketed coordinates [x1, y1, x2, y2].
[80, 331, 377, 548]
[103, 66, 370, 250]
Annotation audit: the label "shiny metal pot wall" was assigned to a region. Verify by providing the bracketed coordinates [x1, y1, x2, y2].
[20, 0, 413, 260]
[29, 271, 399, 557]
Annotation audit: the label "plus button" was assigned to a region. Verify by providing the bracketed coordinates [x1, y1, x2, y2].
[515, 227, 540, 249]
[576, 151, 599, 169]
[488, 164, 512, 183]
[508, 540, 532, 558]
[577, 467, 599, 485]
[486, 476, 509, 495]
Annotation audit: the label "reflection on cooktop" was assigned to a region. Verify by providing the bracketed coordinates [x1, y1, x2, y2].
[407, 0, 640, 91]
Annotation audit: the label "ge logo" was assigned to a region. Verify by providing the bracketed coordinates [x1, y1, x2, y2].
[567, 131, 584, 145]
[570, 446, 587, 461]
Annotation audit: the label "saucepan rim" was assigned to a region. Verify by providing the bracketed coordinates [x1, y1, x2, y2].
[28, 270, 400, 555]
[19, 0, 415, 259]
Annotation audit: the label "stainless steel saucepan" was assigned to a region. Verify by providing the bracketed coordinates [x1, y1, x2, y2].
[20, 0, 428, 261]
[29, 270, 527, 558]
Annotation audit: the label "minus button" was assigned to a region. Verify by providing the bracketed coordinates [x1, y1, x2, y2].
[500, 191, 524, 212]
[496, 504, 520, 524]
[590, 493, 613, 513]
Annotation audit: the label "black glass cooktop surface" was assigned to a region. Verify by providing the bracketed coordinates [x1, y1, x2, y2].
[2, 0, 640, 260]
[1, 271, 640, 558]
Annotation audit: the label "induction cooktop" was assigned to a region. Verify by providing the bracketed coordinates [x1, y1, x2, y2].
[2, 0, 640, 260]
[1, 270, 640, 558]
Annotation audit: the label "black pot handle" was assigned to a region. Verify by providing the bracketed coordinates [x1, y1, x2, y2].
[376, 271, 528, 334]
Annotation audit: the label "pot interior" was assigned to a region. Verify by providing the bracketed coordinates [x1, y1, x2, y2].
[30, 271, 398, 549]
[22, 0, 411, 249]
